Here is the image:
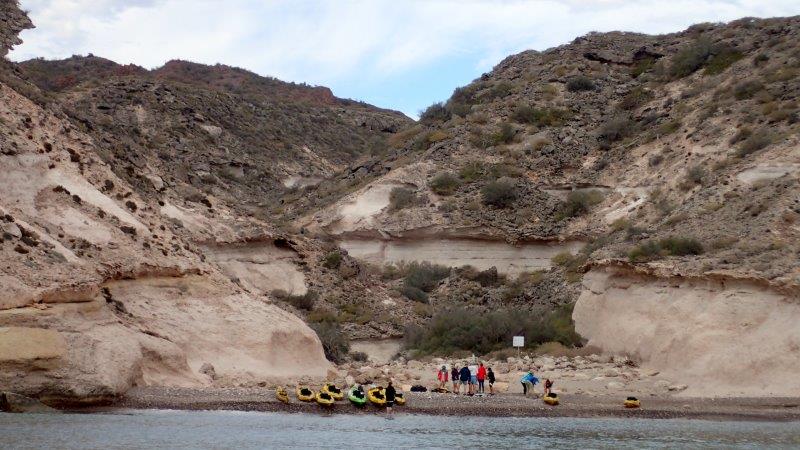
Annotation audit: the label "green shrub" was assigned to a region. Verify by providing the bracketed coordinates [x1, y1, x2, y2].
[403, 261, 451, 293]
[285, 290, 318, 311]
[388, 187, 419, 211]
[629, 236, 703, 261]
[481, 177, 517, 208]
[669, 38, 712, 79]
[311, 322, 350, 363]
[729, 127, 752, 145]
[560, 189, 604, 218]
[598, 116, 636, 143]
[733, 80, 764, 100]
[399, 285, 429, 303]
[428, 171, 461, 195]
[307, 309, 340, 323]
[350, 351, 368, 362]
[322, 251, 342, 269]
[566, 76, 595, 92]
[492, 122, 515, 145]
[737, 130, 772, 156]
[704, 46, 744, 75]
[685, 165, 706, 185]
[459, 161, 484, 182]
[618, 87, 654, 110]
[403, 304, 582, 355]
[512, 105, 571, 126]
[420, 102, 451, 122]
[483, 82, 514, 100]
[630, 56, 656, 78]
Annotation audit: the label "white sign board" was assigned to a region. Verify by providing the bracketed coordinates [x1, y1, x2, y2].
[513, 336, 524, 348]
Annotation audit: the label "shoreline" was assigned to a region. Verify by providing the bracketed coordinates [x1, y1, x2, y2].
[69, 387, 800, 423]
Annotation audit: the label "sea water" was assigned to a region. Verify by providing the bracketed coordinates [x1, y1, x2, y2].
[2, 410, 799, 449]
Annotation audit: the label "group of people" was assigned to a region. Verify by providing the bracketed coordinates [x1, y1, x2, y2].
[437, 363, 495, 395]
[437, 364, 554, 397]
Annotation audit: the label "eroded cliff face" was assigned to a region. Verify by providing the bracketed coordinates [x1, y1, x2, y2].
[0, 3, 330, 403]
[573, 265, 800, 397]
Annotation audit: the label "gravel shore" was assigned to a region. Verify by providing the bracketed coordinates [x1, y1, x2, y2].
[101, 386, 800, 422]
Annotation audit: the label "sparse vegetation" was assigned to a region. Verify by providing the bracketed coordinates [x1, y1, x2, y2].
[629, 236, 704, 262]
[618, 86, 653, 110]
[428, 172, 460, 196]
[512, 105, 571, 126]
[322, 251, 342, 269]
[399, 261, 451, 303]
[481, 177, 517, 208]
[311, 321, 350, 363]
[668, 38, 712, 79]
[277, 289, 319, 311]
[704, 45, 744, 75]
[566, 76, 595, 92]
[598, 116, 636, 144]
[733, 80, 764, 100]
[419, 102, 451, 122]
[560, 190, 604, 218]
[404, 304, 582, 355]
[737, 129, 772, 156]
[388, 187, 420, 211]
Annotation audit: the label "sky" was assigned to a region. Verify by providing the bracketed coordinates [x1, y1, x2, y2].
[10, 1, 800, 118]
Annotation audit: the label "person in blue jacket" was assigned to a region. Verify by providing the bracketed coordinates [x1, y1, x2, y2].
[520, 369, 540, 396]
[459, 365, 471, 395]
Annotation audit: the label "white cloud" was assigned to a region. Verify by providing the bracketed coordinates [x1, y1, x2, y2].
[10, 0, 800, 107]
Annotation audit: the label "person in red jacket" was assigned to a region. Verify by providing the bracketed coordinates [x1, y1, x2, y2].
[477, 362, 487, 394]
[437, 365, 449, 390]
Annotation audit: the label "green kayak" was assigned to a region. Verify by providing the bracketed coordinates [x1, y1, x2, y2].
[348, 387, 367, 407]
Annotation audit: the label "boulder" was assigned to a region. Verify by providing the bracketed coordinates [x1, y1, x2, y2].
[199, 363, 217, 380]
[606, 381, 625, 390]
[0, 392, 58, 413]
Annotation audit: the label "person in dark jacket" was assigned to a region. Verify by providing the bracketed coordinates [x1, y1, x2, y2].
[459, 366, 471, 395]
[487, 367, 496, 395]
[451, 366, 459, 394]
[385, 381, 396, 416]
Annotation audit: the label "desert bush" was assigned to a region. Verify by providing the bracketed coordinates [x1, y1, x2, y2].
[483, 82, 514, 100]
[566, 76, 595, 92]
[399, 285, 429, 303]
[350, 351, 368, 362]
[704, 45, 744, 75]
[753, 53, 770, 66]
[429, 171, 461, 195]
[481, 177, 517, 208]
[729, 127, 752, 145]
[322, 251, 342, 269]
[311, 321, 350, 363]
[459, 161, 484, 182]
[492, 122, 515, 145]
[285, 290, 318, 311]
[403, 304, 582, 355]
[598, 116, 636, 143]
[685, 165, 706, 185]
[512, 105, 571, 126]
[403, 261, 450, 294]
[733, 80, 764, 100]
[669, 38, 712, 79]
[648, 153, 664, 167]
[618, 86, 654, 111]
[737, 129, 772, 157]
[656, 119, 682, 136]
[420, 102, 451, 122]
[560, 189, 604, 218]
[630, 56, 656, 78]
[388, 187, 419, 211]
[629, 236, 703, 261]
[307, 309, 340, 324]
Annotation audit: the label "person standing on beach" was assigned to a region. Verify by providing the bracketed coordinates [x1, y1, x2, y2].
[520, 369, 539, 396]
[451, 365, 459, 394]
[468, 362, 478, 395]
[544, 378, 554, 396]
[385, 381, 396, 417]
[477, 362, 487, 394]
[459, 365, 470, 395]
[437, 365, 449, 390]
[487, 367, 496, 395]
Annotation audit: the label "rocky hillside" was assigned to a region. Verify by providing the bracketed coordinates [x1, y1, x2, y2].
[288, 17, 800, 394]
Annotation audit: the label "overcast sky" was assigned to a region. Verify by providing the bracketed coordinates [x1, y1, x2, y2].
[11, 1, 800, 118]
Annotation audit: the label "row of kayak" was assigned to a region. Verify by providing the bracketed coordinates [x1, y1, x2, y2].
[276, 384, 406, 407]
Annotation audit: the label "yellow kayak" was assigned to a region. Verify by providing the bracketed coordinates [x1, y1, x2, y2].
[296, 386, 315, 402]
[394, 392, 406, 406]
[367, 387, 386, 406]
[543, 393, 559, 406]
[276, 387, 289, 404]
[624, 397, 640, 408]
[316, 391, 335, 407]
[322, 383, 344, 401]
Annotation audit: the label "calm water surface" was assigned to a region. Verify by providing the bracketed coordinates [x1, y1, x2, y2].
[2, 410, 799, 449]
